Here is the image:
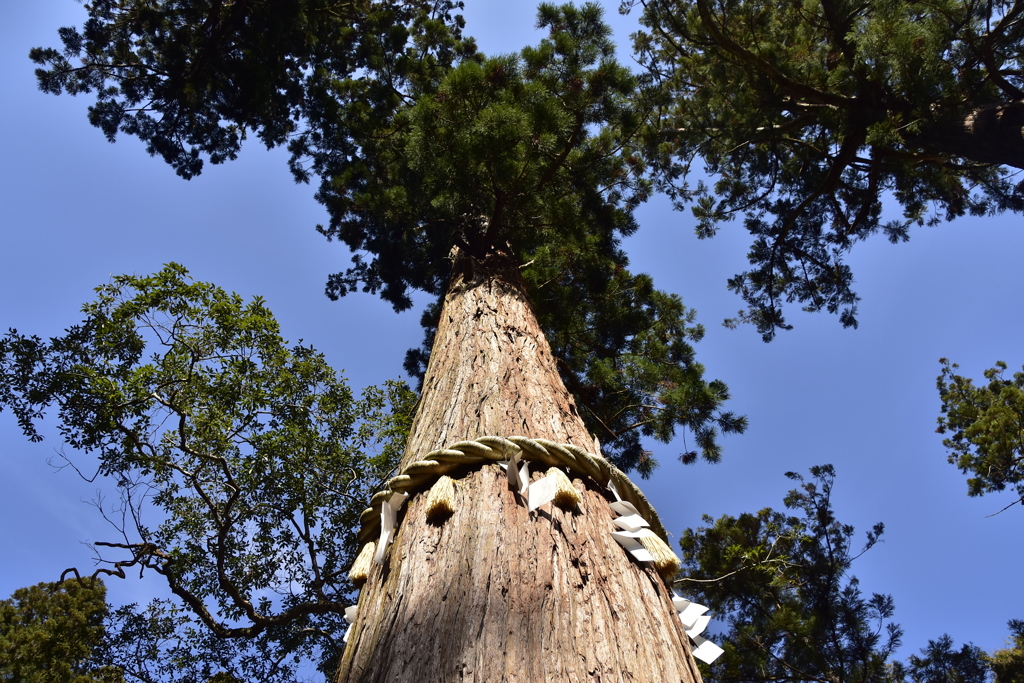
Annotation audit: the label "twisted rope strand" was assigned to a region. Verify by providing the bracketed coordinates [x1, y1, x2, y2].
[355, 436, 668, 545]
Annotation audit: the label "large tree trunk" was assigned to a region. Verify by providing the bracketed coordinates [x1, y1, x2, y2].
[913, 100, 1024, 170]
[334, 249, 703, 683]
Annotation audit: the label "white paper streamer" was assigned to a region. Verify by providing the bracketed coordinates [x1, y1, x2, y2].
[677, 601, 710, 631]
[685, 614, 712, 638]
[501, 451, 531, 496]
[527, 475, 558, 512]
[612, 513, 650, 532]
[374, 491, 409, 564]
[609, 501, 641, 517]
[670, 593, 725, 664]
[610, 530, 656, 562]
[690, 634, 725, 664]
[342, 605, 358, 643]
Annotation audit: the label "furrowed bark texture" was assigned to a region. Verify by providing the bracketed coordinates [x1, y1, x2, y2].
[334, 250, 703, 683]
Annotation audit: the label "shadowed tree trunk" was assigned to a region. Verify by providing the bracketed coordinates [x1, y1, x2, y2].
[913, 100, 1024, 170]
[335, 249, 704, 683]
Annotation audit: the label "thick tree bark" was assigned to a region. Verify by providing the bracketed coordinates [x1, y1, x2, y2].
[334, 249, 703, 683]
[914, 100, 1024, 170]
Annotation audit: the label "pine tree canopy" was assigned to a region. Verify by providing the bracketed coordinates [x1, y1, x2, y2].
[30, 0, 474, 180]
[990, 619, 1024, 683]
[677, 465, 903, 682]
[0, 579, 122, 682]
[631, 0, 1024, 339]
[31, 1, 746, 474]
[936, 359, 1024, 504]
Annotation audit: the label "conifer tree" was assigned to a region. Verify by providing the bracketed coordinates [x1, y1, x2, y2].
[0, 579, 122, 682]
[936, 359, 1024, 510]
[677, 465, 902, 683]
[26, 2, 745, 680]
[990, 620, 1024, 683]
[631, 0, 1024, 337]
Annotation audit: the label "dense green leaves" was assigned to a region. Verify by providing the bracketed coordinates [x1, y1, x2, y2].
[33, 1, 745, 476]
[936, 359, 1024, 506]
[632, 0, 1024, 338]
[528, 251, 746, 473]
[313, 3, 648, 309]
[894, 635, 990, 683]
[0, 579, 122, 682]
[99, 598, 314, 682]
[677, 465, 902, 682]
[0, 264, 415, 678]
[990, 620, 1024, 683]
[0, 579, 336, 682]
[30, 0, 472, 179]
[675, 466, 1008, 682]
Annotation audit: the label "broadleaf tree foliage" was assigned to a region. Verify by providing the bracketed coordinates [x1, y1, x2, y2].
[0, 264, 416, 680]
[677, 465, 903, 682]
[31, 0, 746, 475]
[630, 0, 1024, 338]
[936, 359, 1024, 509]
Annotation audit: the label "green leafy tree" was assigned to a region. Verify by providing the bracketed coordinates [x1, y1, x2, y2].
[936, 359, 1024, 509]
[28, 3, 746, 680]
[31, 1, 744, 475]
[990, 619, 1024, 683]
[0, 264, 415, 681]
[677, 465, 902, 682]
[631, 0, 1024, 338]
[0, 578, 123, 682]
[98, 598, 315, 682]
[29, 0, 474, 180]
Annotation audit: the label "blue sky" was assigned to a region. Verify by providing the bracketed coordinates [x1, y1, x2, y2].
[1, 0, 1022, 665]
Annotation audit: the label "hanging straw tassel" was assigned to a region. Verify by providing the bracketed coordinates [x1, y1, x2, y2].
[546, 467, 582, 509]
[348, 541, 376, 584]
[638, 531, 681, 578]
[425, 475, 456, 522]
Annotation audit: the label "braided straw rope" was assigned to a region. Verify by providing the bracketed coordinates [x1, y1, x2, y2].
[356, 436, 668, 546]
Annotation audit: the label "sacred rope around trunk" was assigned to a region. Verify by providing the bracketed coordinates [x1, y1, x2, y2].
[354, 435, 668, 547]
[344, 435, 727, 664]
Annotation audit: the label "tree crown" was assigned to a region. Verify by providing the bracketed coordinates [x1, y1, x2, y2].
[631, 0, 1024, 338]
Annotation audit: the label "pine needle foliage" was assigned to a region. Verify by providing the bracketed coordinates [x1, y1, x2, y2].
[630, 0, 1024, 339]
[936, 359, 1024, 505]
[677, 465, 902, 682]
[990, 620, 1024, 683]
[0, 579, 122, 682]
[30, 1, 746, 476]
